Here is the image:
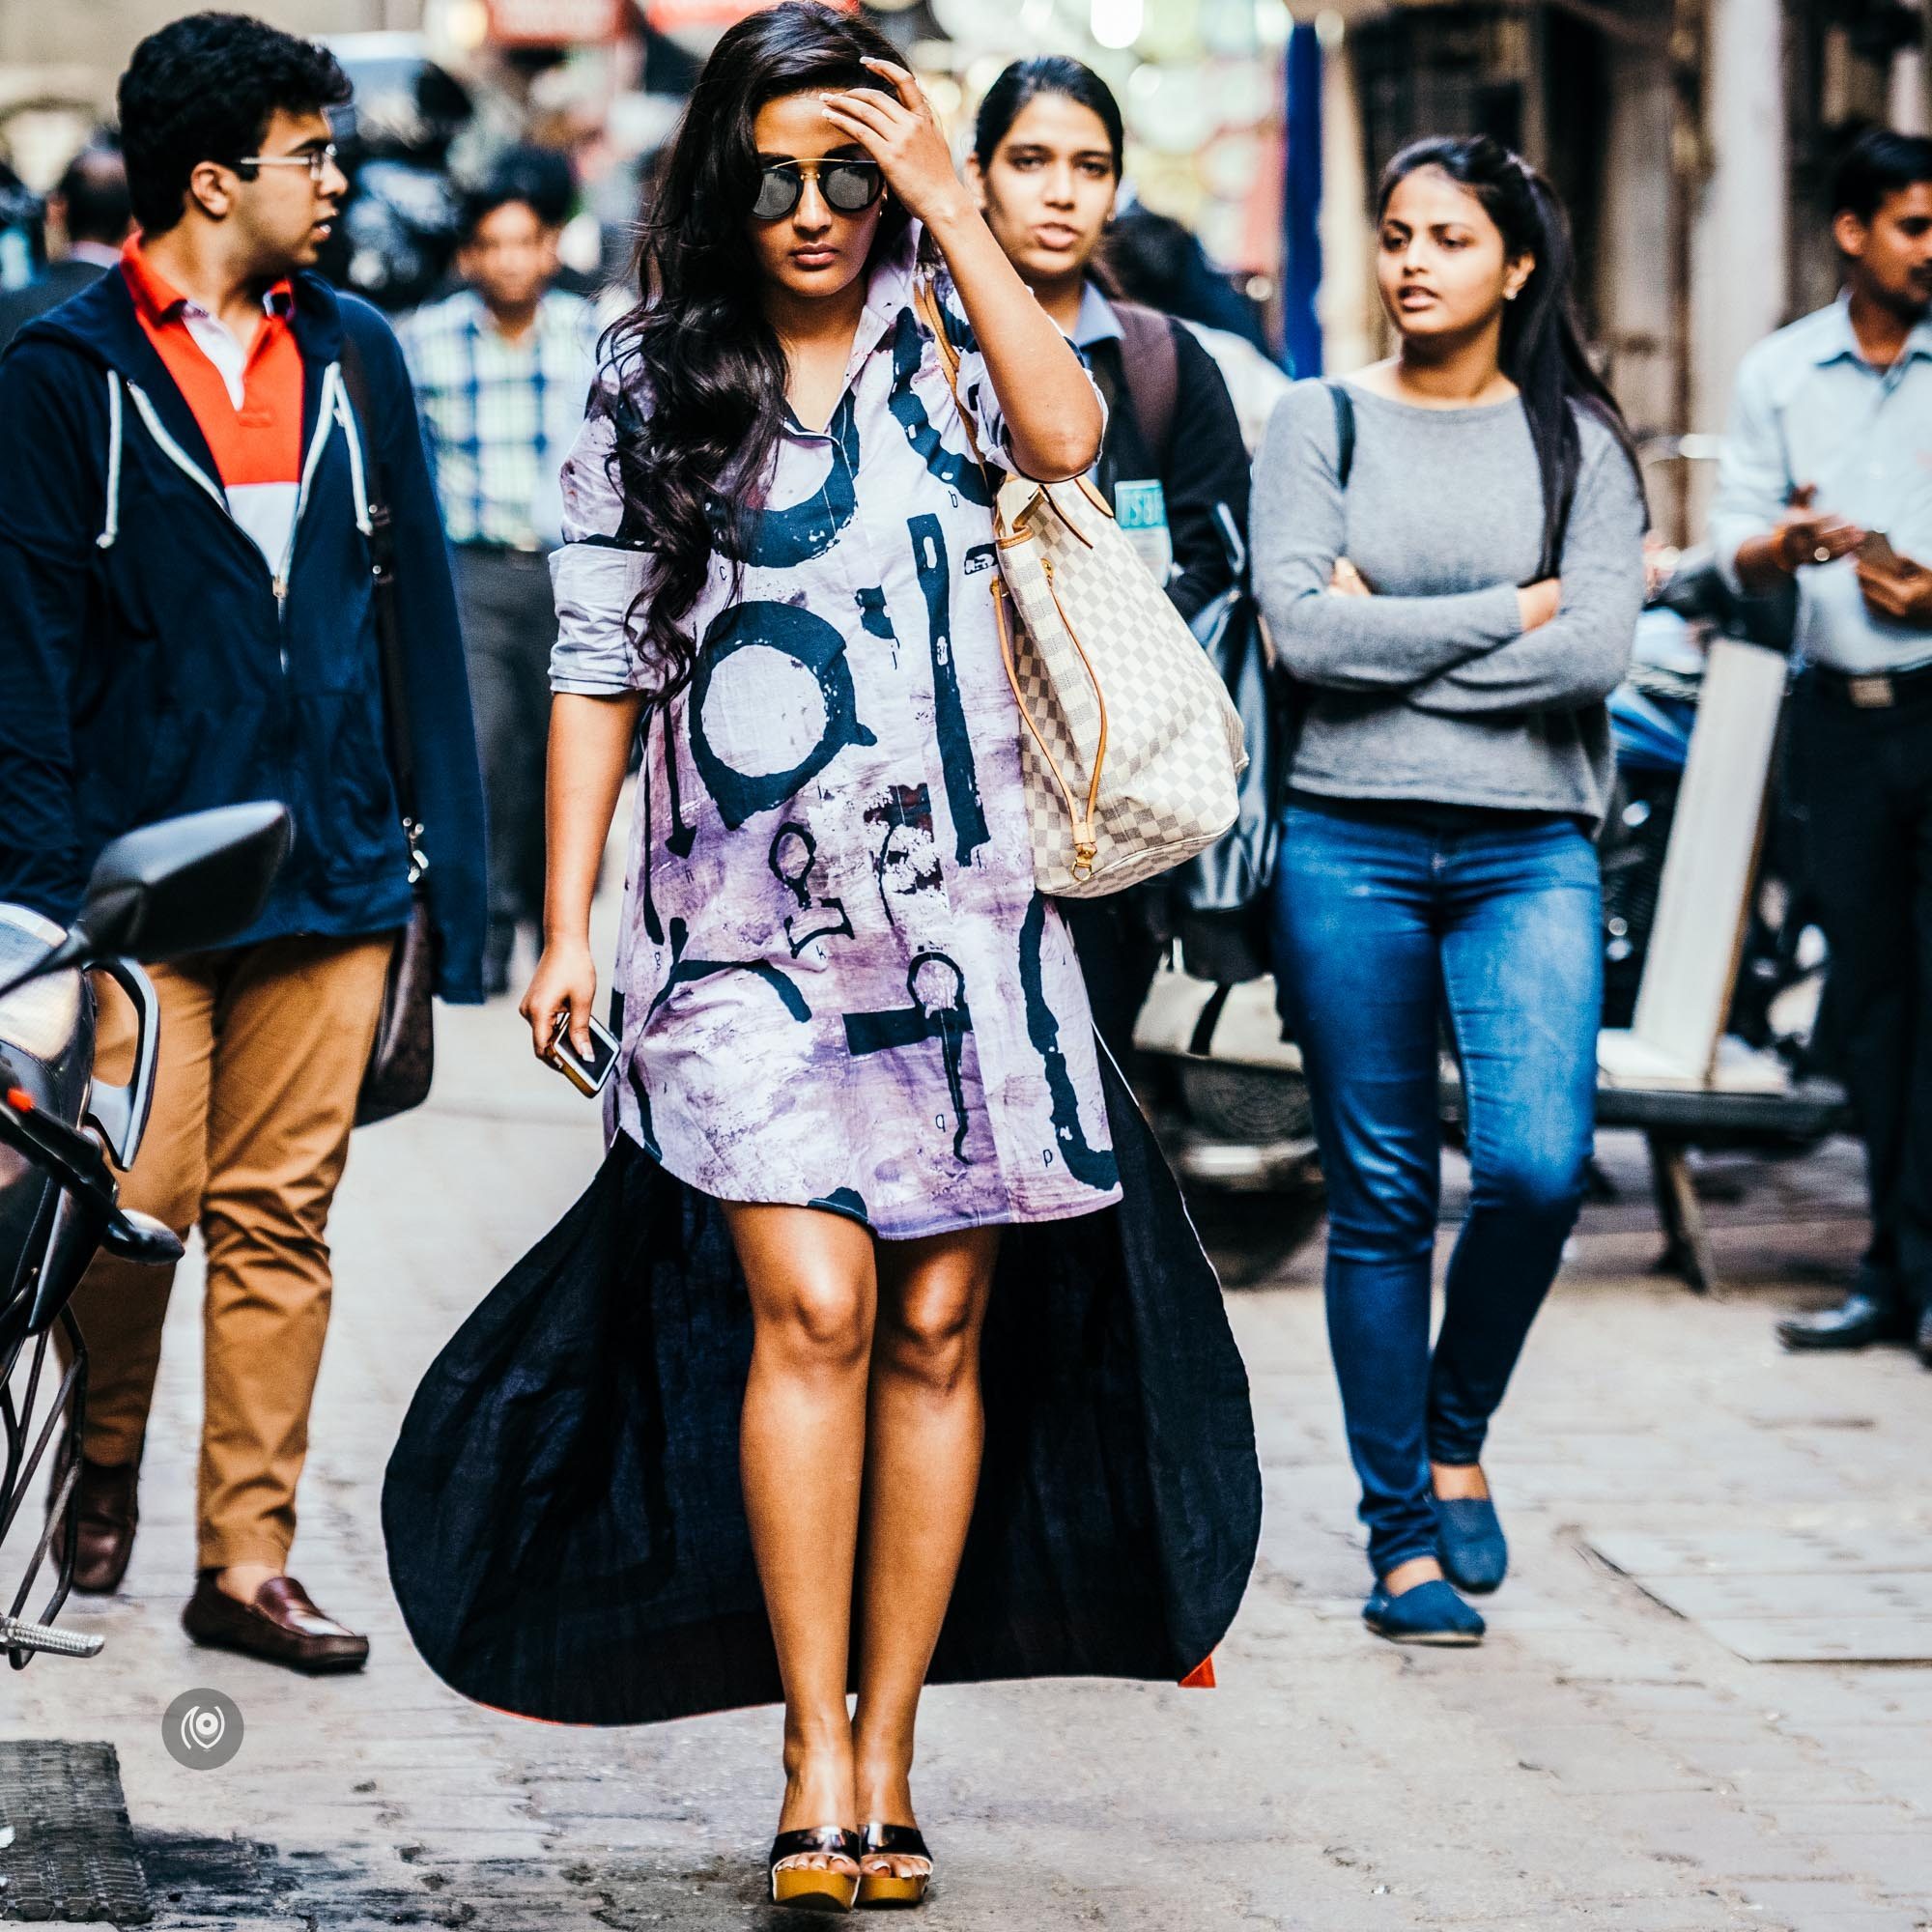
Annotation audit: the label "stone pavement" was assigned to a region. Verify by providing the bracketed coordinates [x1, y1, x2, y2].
[8, 991, 1932, 1932]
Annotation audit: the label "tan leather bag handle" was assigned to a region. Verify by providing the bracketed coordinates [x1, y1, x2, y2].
[914, 274, 999, 498]
[913, 274, 1109, 880]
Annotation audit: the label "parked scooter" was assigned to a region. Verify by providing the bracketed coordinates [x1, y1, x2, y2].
[1601, 544, 1826, 1079]
[0, 803, 289, 1665]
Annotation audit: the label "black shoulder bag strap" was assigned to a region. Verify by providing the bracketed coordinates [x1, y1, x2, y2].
[1324, 379, 1355, 490]
[335, 329, 423, 876]
[335, 324, 437, 1128]
[1113, 301, 1181, 471]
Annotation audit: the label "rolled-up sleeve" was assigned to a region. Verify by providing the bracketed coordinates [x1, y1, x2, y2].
[549, 391, 652, 696]
[1710, 346, 1788, 596]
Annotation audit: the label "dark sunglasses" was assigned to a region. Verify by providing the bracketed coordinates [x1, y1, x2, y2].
[752, 157, 885, 222]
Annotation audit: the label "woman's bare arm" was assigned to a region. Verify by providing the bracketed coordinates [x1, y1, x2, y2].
[823, 60, 1101, 480]
[521, 691, 643, 1060]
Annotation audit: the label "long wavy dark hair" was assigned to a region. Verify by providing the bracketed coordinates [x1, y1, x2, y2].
[1379, 135, 1642, 569]
[604, 1, 914, 703]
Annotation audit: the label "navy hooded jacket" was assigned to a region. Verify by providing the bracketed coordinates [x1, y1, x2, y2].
[0, 264, 487, 1002]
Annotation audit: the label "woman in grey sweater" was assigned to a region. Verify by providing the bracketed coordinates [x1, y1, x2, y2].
[1253, 136, 1645, 1646]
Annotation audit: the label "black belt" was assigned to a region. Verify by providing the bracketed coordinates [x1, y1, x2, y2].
[455, 537, 546, 557]
[1804, 659, 1932, 710]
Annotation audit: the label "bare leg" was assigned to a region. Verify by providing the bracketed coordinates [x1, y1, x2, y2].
[1432, 1461, 1490, 1501]
[851, 1226, 999, 1881]
[724, 1203, 879, 1883]
[1382, 1554, 1445, 1595]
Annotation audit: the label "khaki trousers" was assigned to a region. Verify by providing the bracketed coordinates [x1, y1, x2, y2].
[61, 933, 394, 1572]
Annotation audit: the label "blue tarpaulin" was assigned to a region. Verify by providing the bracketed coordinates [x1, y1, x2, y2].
[1283, 21, 1322, 378]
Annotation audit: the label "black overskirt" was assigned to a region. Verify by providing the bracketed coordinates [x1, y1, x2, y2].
[381, 1062, 1263, 1724]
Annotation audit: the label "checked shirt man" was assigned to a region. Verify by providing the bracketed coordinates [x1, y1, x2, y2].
[403, 179, 600, 995]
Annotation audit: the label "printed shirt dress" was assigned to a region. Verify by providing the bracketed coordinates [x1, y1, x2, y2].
[548, 224, 1122, 1240]
[382, 227, 1264, 1728]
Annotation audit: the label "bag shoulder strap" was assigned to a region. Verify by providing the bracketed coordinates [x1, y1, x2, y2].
[336, 325, 421, 848]
[1111, 301, 1180, 470]
[914, 274, 1003, 505]
[1323, 379, 1355, 491]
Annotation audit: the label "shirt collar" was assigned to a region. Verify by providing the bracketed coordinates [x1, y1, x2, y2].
[773, 224, 953, 440]
[120, 235, 294, 327]
[861, 222, 922, 343]
[1811, 291, 1932, 369]
[462, 286, 582, 341]
[1071, 279, 1122, 350]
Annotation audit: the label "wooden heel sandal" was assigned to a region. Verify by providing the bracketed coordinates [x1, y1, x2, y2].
[855, 1822, 932, 1909]
[769, 1826, 863, 1912]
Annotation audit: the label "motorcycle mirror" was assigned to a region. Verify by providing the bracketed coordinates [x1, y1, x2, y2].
[34, 803, 293, 980]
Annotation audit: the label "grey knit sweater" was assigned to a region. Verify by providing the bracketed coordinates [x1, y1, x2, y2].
[1251, 379, 1647, 828]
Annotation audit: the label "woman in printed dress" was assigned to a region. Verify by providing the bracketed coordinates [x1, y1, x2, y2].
[382, 3, 1261, 1913]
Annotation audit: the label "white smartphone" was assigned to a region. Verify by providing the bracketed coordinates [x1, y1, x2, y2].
[547, 1011, 620, 1099]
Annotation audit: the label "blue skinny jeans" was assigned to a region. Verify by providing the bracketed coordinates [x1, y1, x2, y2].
[1270, 797, 1601, 1579]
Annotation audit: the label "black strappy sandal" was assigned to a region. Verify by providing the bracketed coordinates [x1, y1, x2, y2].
[768, 1826, 863, 1912]
[855, 1822, 933, 1909]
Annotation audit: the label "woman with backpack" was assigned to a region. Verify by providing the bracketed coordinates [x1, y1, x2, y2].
[969, 55, 1252, 1062]
[1252, 136, 1646, 1646]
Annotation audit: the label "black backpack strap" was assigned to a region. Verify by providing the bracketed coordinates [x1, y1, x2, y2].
[1112, 300, 1181, 471]
[1324, 379, 1355, 491]
[335, 325, 422, 867]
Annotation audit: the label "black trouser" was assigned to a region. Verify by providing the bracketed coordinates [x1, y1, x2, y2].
[452, 545, 554, 952]
[1062, 894, 1167, 1073]
[1793, 669, 1932, 1317]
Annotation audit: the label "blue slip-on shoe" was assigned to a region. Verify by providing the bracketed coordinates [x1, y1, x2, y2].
[1363, 1577, 1486, 1646]
[1434, 1494, 1508, 1595]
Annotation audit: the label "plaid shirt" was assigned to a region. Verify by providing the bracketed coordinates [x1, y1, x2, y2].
[401, 287, 600, 549]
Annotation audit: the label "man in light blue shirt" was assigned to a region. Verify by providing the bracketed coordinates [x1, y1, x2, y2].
[1712, 130, 1932, 1362]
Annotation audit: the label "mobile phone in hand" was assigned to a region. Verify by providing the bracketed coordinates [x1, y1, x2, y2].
[1860, 529, 1904, 571]
[547, 1010, 619, 1098]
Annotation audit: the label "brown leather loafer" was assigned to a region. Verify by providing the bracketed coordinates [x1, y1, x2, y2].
[182, 1572, 370, 1674]
[49, 1454, 140, 1595]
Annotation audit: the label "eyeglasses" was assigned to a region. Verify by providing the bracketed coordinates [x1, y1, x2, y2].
[752, 157, 884, 222]
[233, 143, 338, 185]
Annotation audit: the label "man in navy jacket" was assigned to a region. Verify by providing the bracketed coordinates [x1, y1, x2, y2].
[0, 14, 486, 1672]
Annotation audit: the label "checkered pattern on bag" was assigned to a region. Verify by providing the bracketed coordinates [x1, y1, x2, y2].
[993, 474, 1247, 898]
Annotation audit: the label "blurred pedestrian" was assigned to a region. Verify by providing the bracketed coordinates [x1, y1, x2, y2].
[0, 14, 485, 1671]
[968, 55, 1251, 1061]
[1106, 203, 1292, 454]
[1108, 199, 1270, 350]
[1253, 136, 1646, 1645]
[0, 145, 132, 348]
[402, 177, 599, 995]
[1713, 130, 1932, 1367]
[383, 3, 1258, 1910]
[486, 141, 604, 299]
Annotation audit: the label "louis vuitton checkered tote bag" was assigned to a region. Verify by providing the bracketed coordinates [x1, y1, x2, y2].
[917, 279, 1247, 898]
